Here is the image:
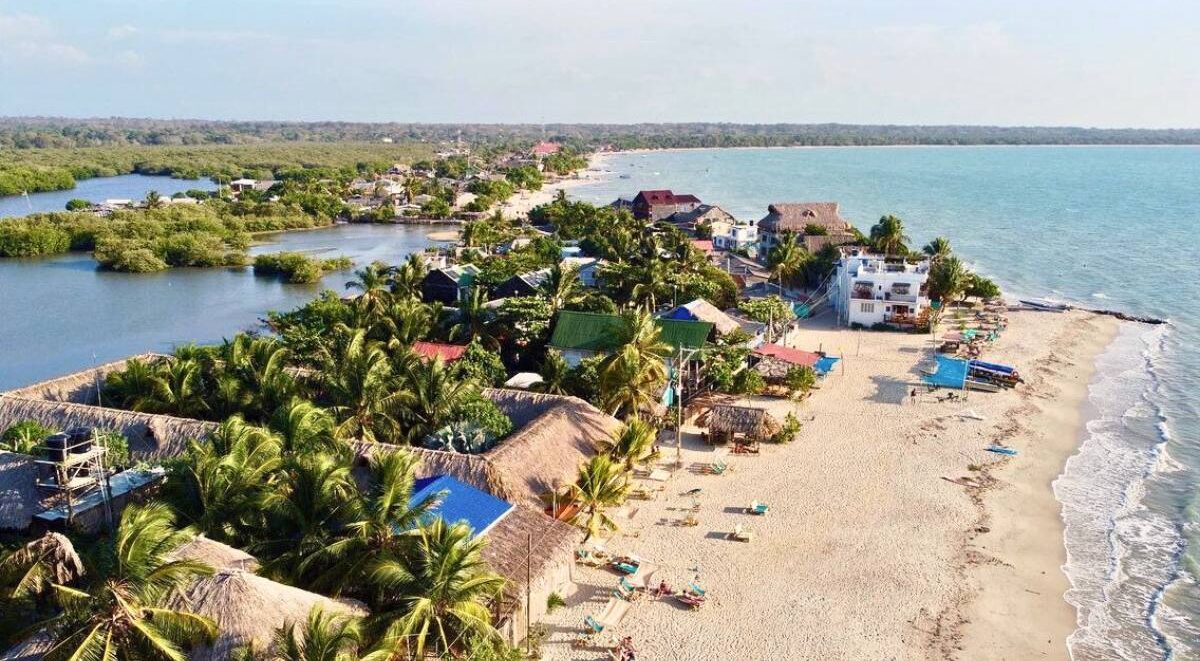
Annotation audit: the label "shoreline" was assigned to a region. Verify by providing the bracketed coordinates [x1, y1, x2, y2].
[538, 309, 1119, 660]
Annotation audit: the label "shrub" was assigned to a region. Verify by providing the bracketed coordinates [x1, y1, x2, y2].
[108, 247, 169, 272]
[65, 198, 91, 211]
[771, 412, 802, 444]
[253, 252, 351, 284]
[0, 224, 71, 257]
[783, 365, 818, 395]
[546, 592, 567, 613]
[1, 420, 55, 454]
[732, 369, 766, 395]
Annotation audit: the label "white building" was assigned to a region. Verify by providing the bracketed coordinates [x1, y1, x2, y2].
[713, 220, 758, 253]
[832, 249, 932, 328]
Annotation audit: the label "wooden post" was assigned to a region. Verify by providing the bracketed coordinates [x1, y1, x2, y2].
[525, 531, 532, 656]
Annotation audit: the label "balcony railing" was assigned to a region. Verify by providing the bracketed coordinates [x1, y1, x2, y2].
[851, 287, 875, 300]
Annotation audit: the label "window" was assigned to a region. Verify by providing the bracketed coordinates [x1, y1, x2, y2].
[861, 302, 875, 313]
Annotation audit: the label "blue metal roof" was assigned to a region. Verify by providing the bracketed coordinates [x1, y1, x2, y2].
[409, 475, 513, 538]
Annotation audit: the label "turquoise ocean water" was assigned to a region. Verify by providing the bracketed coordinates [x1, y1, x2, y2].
[572, 147, 1199, 660]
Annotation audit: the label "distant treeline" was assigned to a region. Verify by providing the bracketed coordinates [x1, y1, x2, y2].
[2, 117, 1198, 151]
[0, 141, 431, 196]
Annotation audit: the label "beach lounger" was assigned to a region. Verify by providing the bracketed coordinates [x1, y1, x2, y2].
[747, 501, 769, 515]
[681, 513, 699, 527]
[688, 582, 706, 597]
[728, 524, 753, 542]
[585, 616, 605, 634]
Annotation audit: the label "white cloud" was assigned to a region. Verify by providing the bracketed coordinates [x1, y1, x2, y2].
[107, 24, 138, 40]
[0, 12, 90, 65]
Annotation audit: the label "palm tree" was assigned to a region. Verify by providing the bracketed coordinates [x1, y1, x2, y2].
[569, 455, 630, 542]
[922, 236, 952, 262]
[214, 335, 295, 421]
[368, 519, 505, 659]
[767, 231, 805, 293]
[927, 255, 970, 305]
[308, 449, 441, 596]
[540, 263, 583, 314]
[145, 190, 164, 209]
[345, 262, 396, 323]
[532, 350, 570, 396]
[395, 357, 476, 444]
[390, 253, 427, 301]
[0, 532, 84, 604]
[630, 261, 667, 310]
[40, 503, 217, 661]
[270, 399, 338, 454]
[169, 417, 282, 544]
[256, 452, 356, 586]
[320, 329, 401, 443]
[104, 357, 160, 411]
[600, 310, 670, 418]
[597, 419, 658, 470]
[271, 606, 364, 661]
[870, 215, 911, 255]
[446, 287, 498, 350]
[149, 359, 209, 418]
[370, 297, 433, 348]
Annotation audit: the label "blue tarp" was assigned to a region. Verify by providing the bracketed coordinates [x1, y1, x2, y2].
[665, 307, 699, 322]
[409, 475, 513, 538]
[814, 356, 839, 375]
[924, 355, 969, 389]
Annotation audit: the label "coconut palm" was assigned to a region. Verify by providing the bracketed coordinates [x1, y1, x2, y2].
[368, 519, 505, 659]
[532, 350, 570, 396]
[271, 605, 364, 661]
[270, 399, 338, 454]
[446, 287, 498, 350]
[599, 345, 665, 419]
[256, 453, 356, 586]
[0, 532, 84, 603]
[345, 262, 396, 323]
[569, 455, 630, 542]
[597, 419, 658, 470]
[214, 335, 296, 421]
[395, 357, 476, 444]
[169, 417, 282, 544]
[630, 261, 667, 310]
[320, 329, 401, 443]
[149, 359, 209, 418]
[370, 297, 434, 348]
[104, 357, 160, 411]
[39, 503, 217, 661]
[922, 236, 952, 262]
[927, 255, 970, 304]
[870, 215, 911, 255]
[767, 231, 805, 292]
[390, 253, 427, 302]
[145, 190, 164, 209]
[540, 263, 583, 314]
[308, 449, 441, 596]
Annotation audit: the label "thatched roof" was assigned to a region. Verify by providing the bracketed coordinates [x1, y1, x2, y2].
[169, 570, 366, 661]
[670, 299, 742, 336]
[759, 202, 850, 234]
[481, 505, 581, 600]
[482, 389, 621, 507]
[0, 631, 54, 661]
[0, 396, 217, 461]
[0, 451, 41, 531]
[355, 390, 618, 509]
[2, 353, 169, 405]
[706, 404, 782, 440]
[169, 535, 260, 572]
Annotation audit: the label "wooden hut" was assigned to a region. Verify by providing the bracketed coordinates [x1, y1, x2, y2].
[705, 404, 781, 444]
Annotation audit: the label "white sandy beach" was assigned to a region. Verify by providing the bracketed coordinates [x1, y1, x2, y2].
[538, 309, 1117, 661]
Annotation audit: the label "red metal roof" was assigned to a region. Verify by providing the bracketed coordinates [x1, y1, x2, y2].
[634, 189, 677, 205]
[692, 239, 714, 253]
[532, 142, 561, 156]
[673, 194, 701, 204]
[753, 343, 820, 367]
[412, 341, 468, 363]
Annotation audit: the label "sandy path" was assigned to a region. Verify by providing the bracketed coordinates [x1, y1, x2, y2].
[536, 309, 1117, 661]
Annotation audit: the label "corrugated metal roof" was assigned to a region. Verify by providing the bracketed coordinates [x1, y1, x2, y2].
[549, 311, 712, 352]
[411, 474, 514, 538]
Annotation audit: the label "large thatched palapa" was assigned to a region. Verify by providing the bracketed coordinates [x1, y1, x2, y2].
[0, 451, 41, 531]
[169, 534, 261, 572]
[0, 396, 217, 461]
[3, 353, 169, 405]
[169, 570, 366, 661]
[356, 389, 620, 508]
[706, 404, 782, 443]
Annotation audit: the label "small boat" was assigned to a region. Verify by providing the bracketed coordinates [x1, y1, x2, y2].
[965, 379, 1002, 393]
[986, 446, 1018, 456]
[1019, 298, 1071, 312]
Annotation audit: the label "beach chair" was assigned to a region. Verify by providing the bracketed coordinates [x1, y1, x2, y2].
[728, 524, 753, 543]
[675, 592, 706, 610]
[688, 582, 706, 597]
[748, 501, 769, 516]
[585, 616, 605, 634]
[681, 513, 699, 527]
[707, 461, 729, 475]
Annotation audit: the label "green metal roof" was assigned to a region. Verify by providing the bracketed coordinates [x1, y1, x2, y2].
[548, 311, 713, 352]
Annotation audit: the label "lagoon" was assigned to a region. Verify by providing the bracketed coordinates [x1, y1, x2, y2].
[0, 223, 449, 390]
[0, 174, 217, 219]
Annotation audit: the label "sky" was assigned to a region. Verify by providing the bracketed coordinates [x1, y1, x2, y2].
[0, 0, 1196, 128]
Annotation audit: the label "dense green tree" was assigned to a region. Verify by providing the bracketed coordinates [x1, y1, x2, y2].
[869, 214, 911, 255]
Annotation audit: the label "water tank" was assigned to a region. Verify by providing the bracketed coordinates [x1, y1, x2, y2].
[65, 427, 93, 455]
[44, 433, 69, 463]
